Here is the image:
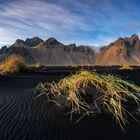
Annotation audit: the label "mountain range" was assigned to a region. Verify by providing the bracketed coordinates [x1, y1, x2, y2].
[0, 34, 140, 65]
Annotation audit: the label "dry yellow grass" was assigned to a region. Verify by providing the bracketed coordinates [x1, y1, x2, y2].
[37, 70, 140, 130]
[35, 63, 44, 68]
[120, 64, 133, 70]
[0, 54, 28, 75]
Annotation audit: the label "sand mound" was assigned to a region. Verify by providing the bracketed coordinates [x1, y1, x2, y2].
[0, 71, 140, 140]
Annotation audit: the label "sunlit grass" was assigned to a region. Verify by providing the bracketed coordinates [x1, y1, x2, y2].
[35, 63, 44, 68]
[0, 54, 28, 75]
[36, 70, 140, 129]
[120, 64, 133, 70]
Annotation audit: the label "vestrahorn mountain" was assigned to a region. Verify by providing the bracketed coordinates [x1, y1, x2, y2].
[96, 34, 140, 65]
[1, 34, 140, 65]
[0, 37, 95, 65]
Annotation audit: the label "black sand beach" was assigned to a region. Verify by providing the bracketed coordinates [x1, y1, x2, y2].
[0, 67, 140, 140]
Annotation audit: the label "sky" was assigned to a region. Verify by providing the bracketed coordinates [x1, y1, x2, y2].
[0, 0, 140, 47]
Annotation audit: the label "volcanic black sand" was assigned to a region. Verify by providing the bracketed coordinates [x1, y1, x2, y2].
[0, 67, 140, 140]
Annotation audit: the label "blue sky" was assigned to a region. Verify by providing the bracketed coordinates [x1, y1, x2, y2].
[0, 0, 140, 47]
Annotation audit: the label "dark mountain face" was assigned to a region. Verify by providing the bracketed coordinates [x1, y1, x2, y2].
[77, 45, 94, 54]
[36, 37, 64, 48]
[127, 34, 139, 46]
[46, 37, 62, 46]
[11, 37, 43, 48]
[64, 44, 94, 55]
[64, 44, 77, 52]
[0, 46, 7, 54]
[0, 46, 35, 64]
[25, 37, 43, 47]
[11, 39, 28, 48]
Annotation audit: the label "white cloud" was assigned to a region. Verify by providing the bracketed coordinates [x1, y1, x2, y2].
[0, 0, 94, 46]
[0, 0, 91, 31]
[0, 0, 140, 47]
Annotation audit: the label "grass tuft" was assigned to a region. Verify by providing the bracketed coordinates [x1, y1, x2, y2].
[0, 54, 28, 75]
[120, 64, 133, 70]
[35, 63, 44, 68]
[36, 70, 140, 129]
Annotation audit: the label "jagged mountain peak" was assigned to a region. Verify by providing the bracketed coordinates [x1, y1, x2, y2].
[35, 37, 64, 48]
[15, 39, 25, 44]
[11, 39, 26, 48]
[25, 37, 43, 47]
[45, 37, 62, 45]
[109, 34, 140, 48]
[131, 34, 139, 40]
[113, 37, 126, 46]
[25, 37, 43, 42]
[129, 34, 139, 46]
[96, 34, 140, 65]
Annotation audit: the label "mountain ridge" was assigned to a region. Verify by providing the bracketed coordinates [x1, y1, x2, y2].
[96, 34, 140, 65]
[1, 34, 140, 65]
[0, 37, 96, 65]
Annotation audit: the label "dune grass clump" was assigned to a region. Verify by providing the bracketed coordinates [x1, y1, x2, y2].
[35, 63, 44, 68]
[120, 64, 133, 70]
[37, 70, 140, 129]
[0, 54, 28, 75]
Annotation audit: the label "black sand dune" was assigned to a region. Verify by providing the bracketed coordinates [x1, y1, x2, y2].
[0, 68, 140, 140]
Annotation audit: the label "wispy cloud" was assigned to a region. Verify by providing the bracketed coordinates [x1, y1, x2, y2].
[0, 0, 140, 47]
[0, 0, 92, 45]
